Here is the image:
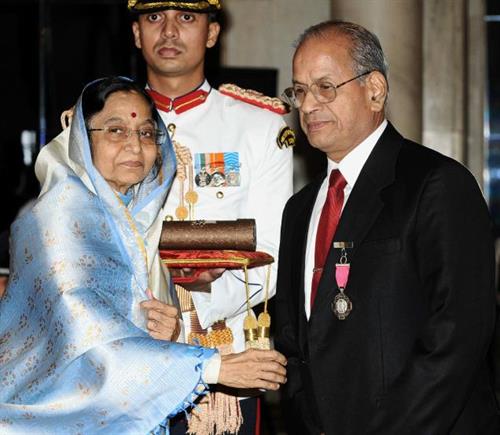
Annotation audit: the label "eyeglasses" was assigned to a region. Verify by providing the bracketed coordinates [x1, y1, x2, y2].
[281, 71, 373, 108]
[88, 125, 165, 146]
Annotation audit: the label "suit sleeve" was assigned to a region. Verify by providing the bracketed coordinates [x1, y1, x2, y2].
[274, 196, 324, 434]
[274, 197, 304, 394]
[370, 162, 497, 433]
[191, 116, 293, 328]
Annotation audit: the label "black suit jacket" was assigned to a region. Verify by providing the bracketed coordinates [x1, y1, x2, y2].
[275, 123, 500, 434]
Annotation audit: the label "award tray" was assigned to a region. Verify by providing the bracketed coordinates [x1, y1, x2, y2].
[159, 249, 274, 284]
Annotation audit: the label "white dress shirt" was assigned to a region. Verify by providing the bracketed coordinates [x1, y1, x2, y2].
[203, 352, 222, 384]
[304, 120, 388, 319]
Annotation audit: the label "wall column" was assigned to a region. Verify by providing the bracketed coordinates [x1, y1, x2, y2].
[422, 0, 466, 161]
[466, 0, 486, 185]
[330, 0, 423, 143]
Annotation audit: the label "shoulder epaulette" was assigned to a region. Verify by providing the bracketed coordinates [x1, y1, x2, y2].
[218, 83, 290, 115]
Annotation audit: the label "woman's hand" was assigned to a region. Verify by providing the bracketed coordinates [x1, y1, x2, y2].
[140, 289, 181, 341]
[218, 349, 287, 390]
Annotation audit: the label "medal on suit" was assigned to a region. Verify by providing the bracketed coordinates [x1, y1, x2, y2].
[332, 248, 352, 320]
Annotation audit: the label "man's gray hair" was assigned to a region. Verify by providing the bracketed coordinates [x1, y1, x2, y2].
[295, 20, 389, 83]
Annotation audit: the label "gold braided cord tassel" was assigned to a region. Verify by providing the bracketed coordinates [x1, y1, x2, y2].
[186, 393, 214, 434]
[186, 327, 243, 434]
[187, 388, 243, 435]
[243, 265, 272, 350]
[169, 124, 194, 221]
[175, 284, 194, 313]
[176, 284, 243, 434]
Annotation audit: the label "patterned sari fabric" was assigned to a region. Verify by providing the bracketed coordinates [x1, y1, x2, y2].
[0, 78, 216, 434]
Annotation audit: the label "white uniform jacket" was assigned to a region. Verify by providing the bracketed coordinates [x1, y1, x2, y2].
[154, 80, 294, 353]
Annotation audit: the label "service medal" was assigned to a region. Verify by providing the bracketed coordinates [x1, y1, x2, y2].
[331, 288, 352, 320]
[332, 247, 353, 320]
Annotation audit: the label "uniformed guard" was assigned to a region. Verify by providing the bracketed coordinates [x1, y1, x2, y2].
[129, 1, 294, 433]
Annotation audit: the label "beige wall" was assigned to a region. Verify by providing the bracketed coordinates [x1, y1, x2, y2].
[420, 0, 485, 184]
[328, 0, 485, 184]
[330, 0, 423, 144]
[422, 0, 465, 162]
[221, 0, 331, 99]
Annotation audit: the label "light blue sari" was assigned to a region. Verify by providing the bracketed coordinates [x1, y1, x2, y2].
[0, 78, 215, 434]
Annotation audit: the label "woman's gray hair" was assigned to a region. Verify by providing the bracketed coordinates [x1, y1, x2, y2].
[295, 20, 389, 83]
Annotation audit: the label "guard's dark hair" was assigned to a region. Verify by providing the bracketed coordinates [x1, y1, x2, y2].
[82, 76, 163, 178]
[207, 11, 219, 23]
[295, 20, 388, 83]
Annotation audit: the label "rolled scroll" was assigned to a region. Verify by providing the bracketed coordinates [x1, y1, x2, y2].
[159, 219, 256, 251]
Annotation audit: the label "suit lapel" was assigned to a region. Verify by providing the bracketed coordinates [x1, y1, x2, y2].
[311, 123, 403, 316]
[290, 176, 324, 355]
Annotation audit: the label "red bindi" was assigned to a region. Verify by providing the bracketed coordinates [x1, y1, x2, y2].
[131, 112, 137, 118]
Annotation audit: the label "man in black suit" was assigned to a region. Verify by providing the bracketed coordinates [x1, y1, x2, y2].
[275, 20, 500, 434]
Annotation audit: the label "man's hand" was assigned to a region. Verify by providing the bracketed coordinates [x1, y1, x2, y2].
[140, 289, 180, 341]
[170, 267, 225, 292]
[218, 349, 287, 390]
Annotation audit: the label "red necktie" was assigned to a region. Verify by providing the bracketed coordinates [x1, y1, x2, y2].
[310, 169, 347, 308]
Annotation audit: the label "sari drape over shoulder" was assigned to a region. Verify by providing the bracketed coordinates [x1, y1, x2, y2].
[0, 78, 216, 434]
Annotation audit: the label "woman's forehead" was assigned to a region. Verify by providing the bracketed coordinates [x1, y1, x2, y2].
[98, 91, 152, 120]
[104, 91, 149, 109]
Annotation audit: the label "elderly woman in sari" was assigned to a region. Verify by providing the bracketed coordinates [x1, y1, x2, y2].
[0, 77, 286, 434]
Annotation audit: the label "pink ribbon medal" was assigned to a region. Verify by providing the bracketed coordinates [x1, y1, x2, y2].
[332, 247, 353, 320]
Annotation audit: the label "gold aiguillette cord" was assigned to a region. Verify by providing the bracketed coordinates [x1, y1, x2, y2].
[185, 163, 198, 220]
[243, 264, 272, 350]
[169, 123, 189, 221]
[257, 265, 271, 348]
